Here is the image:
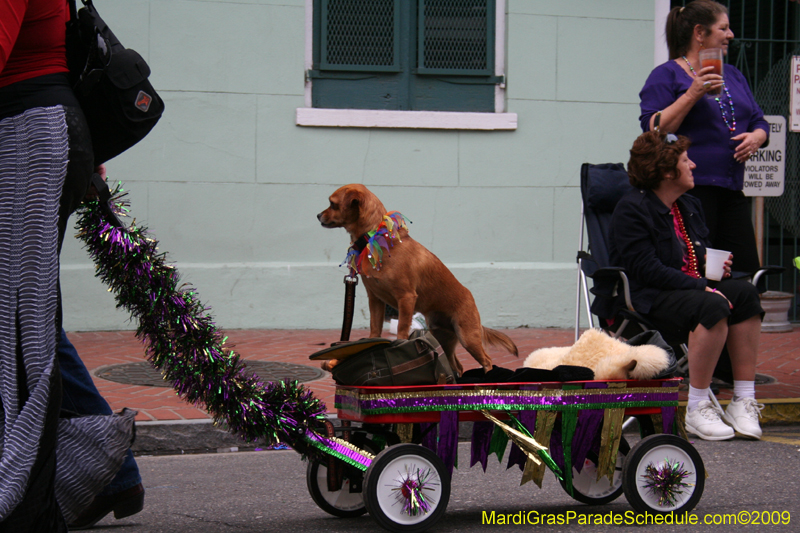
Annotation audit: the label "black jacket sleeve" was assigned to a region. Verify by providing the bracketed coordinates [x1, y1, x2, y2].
[610, 192, 707, 292]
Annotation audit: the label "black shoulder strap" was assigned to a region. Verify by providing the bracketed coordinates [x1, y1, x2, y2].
[68, 0, 95, 21]
[68, 0, 78, 22]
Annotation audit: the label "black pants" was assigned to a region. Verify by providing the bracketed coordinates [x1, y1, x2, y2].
[644, 280, 763, 385]
[689, 186, 761, 275]
[647, 279, 764, 340]
[646, 279, 764, 341]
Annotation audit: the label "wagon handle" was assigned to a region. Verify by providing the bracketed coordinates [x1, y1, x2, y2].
[340, 275, 358, 342]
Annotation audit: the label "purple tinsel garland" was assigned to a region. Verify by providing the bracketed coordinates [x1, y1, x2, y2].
[74, 184, 327, 452]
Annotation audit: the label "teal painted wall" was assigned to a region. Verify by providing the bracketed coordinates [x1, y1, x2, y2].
[60, 0, 657, 332]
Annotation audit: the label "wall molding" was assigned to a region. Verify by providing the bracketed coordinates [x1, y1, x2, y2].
[296, 108, 518, 130]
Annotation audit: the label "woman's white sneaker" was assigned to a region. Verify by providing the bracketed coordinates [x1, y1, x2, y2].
[685, 400, 735, 440]
[723, 397, 764, 439]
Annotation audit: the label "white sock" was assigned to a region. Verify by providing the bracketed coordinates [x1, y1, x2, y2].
[733, 380, 756, 401]
[687, 385, 710, 412]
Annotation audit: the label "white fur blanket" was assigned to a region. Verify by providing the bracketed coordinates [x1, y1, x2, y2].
[523, 329, 670, 381]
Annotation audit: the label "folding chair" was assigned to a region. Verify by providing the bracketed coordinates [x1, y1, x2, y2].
[574, 162, 660, 344]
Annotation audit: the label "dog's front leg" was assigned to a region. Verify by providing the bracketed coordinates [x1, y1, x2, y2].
[394, 295, 417, 340]
[367, 291, 386, 338]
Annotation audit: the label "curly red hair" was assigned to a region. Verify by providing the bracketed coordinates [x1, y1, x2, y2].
[627, 131, 692, 190]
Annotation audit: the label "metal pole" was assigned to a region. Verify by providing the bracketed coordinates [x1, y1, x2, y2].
[755, 196, 765, 266]
[575, 201, 585, 343]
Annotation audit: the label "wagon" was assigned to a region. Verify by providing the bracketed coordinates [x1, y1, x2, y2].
[300, 378, 704, 532]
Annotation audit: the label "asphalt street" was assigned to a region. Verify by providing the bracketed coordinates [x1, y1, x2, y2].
[87, 426, 800, 533]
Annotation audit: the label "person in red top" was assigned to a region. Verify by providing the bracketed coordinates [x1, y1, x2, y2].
[0, 0, 69, 86]
[1, 1, 139, 531]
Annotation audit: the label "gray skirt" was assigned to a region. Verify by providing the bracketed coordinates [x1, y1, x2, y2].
[0, 105, 67, 528]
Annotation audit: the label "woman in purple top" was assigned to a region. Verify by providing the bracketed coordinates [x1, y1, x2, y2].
[639, 0, 769, 275]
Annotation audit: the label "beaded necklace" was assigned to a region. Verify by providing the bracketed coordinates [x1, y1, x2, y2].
[682, 56, 736, 134]
[671, 202, 700, 278]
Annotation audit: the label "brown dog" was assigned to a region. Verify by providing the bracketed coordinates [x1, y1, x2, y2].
[317, 183, 517, 375]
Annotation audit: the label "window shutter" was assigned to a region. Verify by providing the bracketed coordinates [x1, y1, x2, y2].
[320, 0, 401, 72]
[417, 0, 494, 75]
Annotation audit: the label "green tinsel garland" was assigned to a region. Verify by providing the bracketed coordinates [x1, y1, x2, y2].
[74, 184, 327, 452]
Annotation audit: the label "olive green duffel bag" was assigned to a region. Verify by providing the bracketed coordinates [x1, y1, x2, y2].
[309, 331, 456, 386]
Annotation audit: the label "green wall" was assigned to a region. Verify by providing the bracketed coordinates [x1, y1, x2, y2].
[60, 0, 657, 331]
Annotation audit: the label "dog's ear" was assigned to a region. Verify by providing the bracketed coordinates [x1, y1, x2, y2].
[343, 188, 362, 214]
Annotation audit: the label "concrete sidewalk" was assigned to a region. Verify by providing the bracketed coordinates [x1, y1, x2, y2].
[69, 326, 800, 453]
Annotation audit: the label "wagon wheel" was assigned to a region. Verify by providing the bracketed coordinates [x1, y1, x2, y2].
[622, 434, 705, 515]
[363, 444, 451, 533]
[561, 437, 630, 505]
[306, 438, 376, 518]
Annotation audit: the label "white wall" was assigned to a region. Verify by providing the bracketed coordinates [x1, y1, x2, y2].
[60, 0, 657, 331]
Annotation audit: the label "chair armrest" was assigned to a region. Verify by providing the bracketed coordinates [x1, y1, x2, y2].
[752, 265, 786, 286]
[588, 267, 636, 313]
[758, 265, 786, 275]
[589, 266, 625, 280]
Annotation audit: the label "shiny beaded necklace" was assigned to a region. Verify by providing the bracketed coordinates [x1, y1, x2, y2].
[671, 202, 700, 278]
[683, 56, 736, 134]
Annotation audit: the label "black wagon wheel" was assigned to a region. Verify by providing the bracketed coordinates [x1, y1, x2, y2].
[622, 434, 705, 515]
[306, 438, 376, 518]
[561, 436, 630, 505]
[363, 444, 451, 533]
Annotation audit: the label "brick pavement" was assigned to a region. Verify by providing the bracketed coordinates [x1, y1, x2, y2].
[68, 326, 800, 424]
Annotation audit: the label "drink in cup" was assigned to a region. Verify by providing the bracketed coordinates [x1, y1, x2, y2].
[698, 48, 724, 96]
[705, 248, 730, 281]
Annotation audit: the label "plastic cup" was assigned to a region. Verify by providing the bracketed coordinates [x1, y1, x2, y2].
[705, 248, 730, 281]
[699, 48, 724, 96]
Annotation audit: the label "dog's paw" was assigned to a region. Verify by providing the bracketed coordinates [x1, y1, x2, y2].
[320, 360, 338, 372]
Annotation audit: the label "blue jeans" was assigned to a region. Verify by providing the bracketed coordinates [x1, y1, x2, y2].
[58, 329, 141, 495]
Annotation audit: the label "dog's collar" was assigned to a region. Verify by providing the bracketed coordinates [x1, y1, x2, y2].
[351, 234, 369, 253]
[342, 211, 410, 276]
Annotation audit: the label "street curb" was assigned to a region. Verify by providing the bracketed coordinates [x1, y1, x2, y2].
[133, 420, 261, 456]
[131, 417, 480, 456]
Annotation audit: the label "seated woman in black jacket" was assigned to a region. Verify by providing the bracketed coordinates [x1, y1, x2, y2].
[609, 130, 764, 441]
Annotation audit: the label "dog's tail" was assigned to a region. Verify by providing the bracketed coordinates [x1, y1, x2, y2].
[482, 327, 519, 357]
